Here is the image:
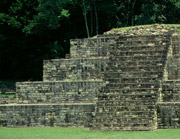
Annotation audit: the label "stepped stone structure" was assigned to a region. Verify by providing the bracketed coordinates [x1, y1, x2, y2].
[0, 24, 180, 130]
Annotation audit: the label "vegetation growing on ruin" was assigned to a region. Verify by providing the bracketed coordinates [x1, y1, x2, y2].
[0, 93, 16, 98]
[113, 24, 180, 31]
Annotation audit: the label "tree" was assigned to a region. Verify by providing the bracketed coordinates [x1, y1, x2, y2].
[135, 0, 180, 25]
[24, 0, 70, 35]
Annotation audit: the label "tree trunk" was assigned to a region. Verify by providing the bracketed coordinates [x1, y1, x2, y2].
[82, 0, 90, 37]
[127, 0, 131, 26]
[93, 0, 98, 35]
[131, 0, 136, 26]
[90, 0, 93, 36]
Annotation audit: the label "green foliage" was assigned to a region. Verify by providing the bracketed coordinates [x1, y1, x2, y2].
[0, 13, 21, 28]
[60, 9, 70, 18]
[135, 0, 180, 25]
[24, 0, 71, 35]
[1, 0, 180, 80]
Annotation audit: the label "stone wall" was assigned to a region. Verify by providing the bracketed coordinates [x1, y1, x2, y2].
[16, 81, 105, 104]
[43, 58, 108, 81]
[0, 103, 94, 127]
[70, 37, 116, 58]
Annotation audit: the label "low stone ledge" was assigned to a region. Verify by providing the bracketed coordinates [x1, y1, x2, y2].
[0, 103, 95, 127]
[16, 80, 105, 104]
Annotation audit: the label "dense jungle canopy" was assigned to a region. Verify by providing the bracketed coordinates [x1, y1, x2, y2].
[1, 0, 180, 80]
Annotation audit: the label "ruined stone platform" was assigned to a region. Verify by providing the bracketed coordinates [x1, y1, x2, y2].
[0, 24, 180, 131]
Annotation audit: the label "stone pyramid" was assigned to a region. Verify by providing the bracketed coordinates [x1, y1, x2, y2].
[0, 24, 180, 130]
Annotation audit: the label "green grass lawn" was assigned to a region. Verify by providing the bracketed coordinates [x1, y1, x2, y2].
[0, 127, 180, 139]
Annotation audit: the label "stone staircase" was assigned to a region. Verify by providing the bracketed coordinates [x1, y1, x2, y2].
[91, 35, 170, 130]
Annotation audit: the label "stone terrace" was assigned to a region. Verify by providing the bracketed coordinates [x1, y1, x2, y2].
[0, 24, 180, 131]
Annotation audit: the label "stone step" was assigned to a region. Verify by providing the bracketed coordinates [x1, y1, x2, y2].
[95, 105, 155, 112]
[70, 53, 107, 58]
[116, 40, 169, 47]
[91, 126, 154, 131]
[110, 51, 166, 56]
[93, 122, 155, 129]
[103, 88, 159, 93]
[108, 60, 165, 67]
[106, 66, 164, 72]
[97, 107, 155, 113]
[108, 60, 166, 65]
[105, 83, 160, 89]
[109, 55, 166, 61]
[115, 34, 170, 43]
[98, 94, 157, 101]
[104, 71, 163, 78]
[97, 100, 156, 106]
[106, 77, 159, 83]
[110, 45, 167, 51]
[94, 111, 155, 117]
[71, 48, 166, 57]
[97, 97, 157, 102]
[94, 116, 154, 123]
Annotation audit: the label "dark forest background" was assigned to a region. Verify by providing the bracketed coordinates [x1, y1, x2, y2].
[1, 0, 180, 81]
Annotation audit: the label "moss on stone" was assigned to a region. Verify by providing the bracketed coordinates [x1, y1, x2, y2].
[0, 93, 16, 98]
[113, 24, 180, 31]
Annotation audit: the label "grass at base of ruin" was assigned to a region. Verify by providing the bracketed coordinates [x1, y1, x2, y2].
[0, 127, 180, 139]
